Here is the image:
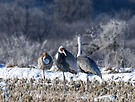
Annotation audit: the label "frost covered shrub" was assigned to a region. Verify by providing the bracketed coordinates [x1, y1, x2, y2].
[97, 19, 135, 68]
[64, 19, 135, 68]
[0, 34, 47, 66]
[1, 19, 135, 68]
[98, 19, 127, 67]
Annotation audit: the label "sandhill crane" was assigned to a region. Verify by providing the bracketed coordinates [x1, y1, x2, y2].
[55, 46, 78, 88]
[77, 37, 102, 90]
[38, 52, 53, 81]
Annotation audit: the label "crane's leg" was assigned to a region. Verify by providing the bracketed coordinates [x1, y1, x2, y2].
[43, 69, 45, 83]
[87, 74, 89, 91]
[63, 72, 66, 90]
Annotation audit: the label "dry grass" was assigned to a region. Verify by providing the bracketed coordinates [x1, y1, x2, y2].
[0, 77, 134, 102]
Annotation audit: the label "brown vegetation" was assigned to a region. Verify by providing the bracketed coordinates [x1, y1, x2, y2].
[0, 77, 134, 101]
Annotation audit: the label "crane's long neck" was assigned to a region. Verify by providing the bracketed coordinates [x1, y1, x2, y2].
[77, 37, 82, 57]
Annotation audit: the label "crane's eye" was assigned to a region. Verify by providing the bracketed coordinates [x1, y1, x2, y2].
[60, 48, 63, 51]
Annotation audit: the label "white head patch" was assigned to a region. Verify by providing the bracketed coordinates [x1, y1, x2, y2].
[58, 46, 64, 53]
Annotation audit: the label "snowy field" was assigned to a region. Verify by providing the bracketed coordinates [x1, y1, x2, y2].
[0, 64, 135, 101]
[0, 65, 135, 83]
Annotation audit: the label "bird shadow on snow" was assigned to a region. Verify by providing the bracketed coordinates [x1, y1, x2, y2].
[0, 64, 5, 68]
[46, 70, 58, 74]
[36, 74, 40, 78]
[88, 74, 94, 77]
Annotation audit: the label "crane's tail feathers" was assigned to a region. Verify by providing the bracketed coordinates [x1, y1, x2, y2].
[98, 71, 102, 79]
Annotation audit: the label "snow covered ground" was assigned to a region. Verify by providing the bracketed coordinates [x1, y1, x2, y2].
[0, 65, 135, 83]
[0, 64, 135, 101]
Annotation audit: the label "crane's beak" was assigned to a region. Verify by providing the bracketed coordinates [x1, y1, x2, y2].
[63, 50, 67, 56]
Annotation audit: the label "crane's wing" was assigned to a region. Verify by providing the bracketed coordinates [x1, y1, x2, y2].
[65, 50, 78, 73]
[77, 55, 102, 78]
[87, 56, 102, 78]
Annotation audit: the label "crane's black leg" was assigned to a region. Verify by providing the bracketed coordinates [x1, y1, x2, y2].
[63, 72, 66, 90]
[43, 69, 45, 83]
[87, 74, 89, 91]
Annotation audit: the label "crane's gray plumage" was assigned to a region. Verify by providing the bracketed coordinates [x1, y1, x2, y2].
[55, 46, 78, 89]
[38, 52, 53, 80]
[77, 55, 102, 78]
[77, 37, 102, 78]
[55, 46, 78, 74]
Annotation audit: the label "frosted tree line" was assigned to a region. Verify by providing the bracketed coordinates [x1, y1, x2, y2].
[0, 0, 135, 68]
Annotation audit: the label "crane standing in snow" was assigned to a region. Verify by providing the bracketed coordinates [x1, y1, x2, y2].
[77, 37, 102, 90]
[55, 46, 78, 89]
[38, 52, 53, 81]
